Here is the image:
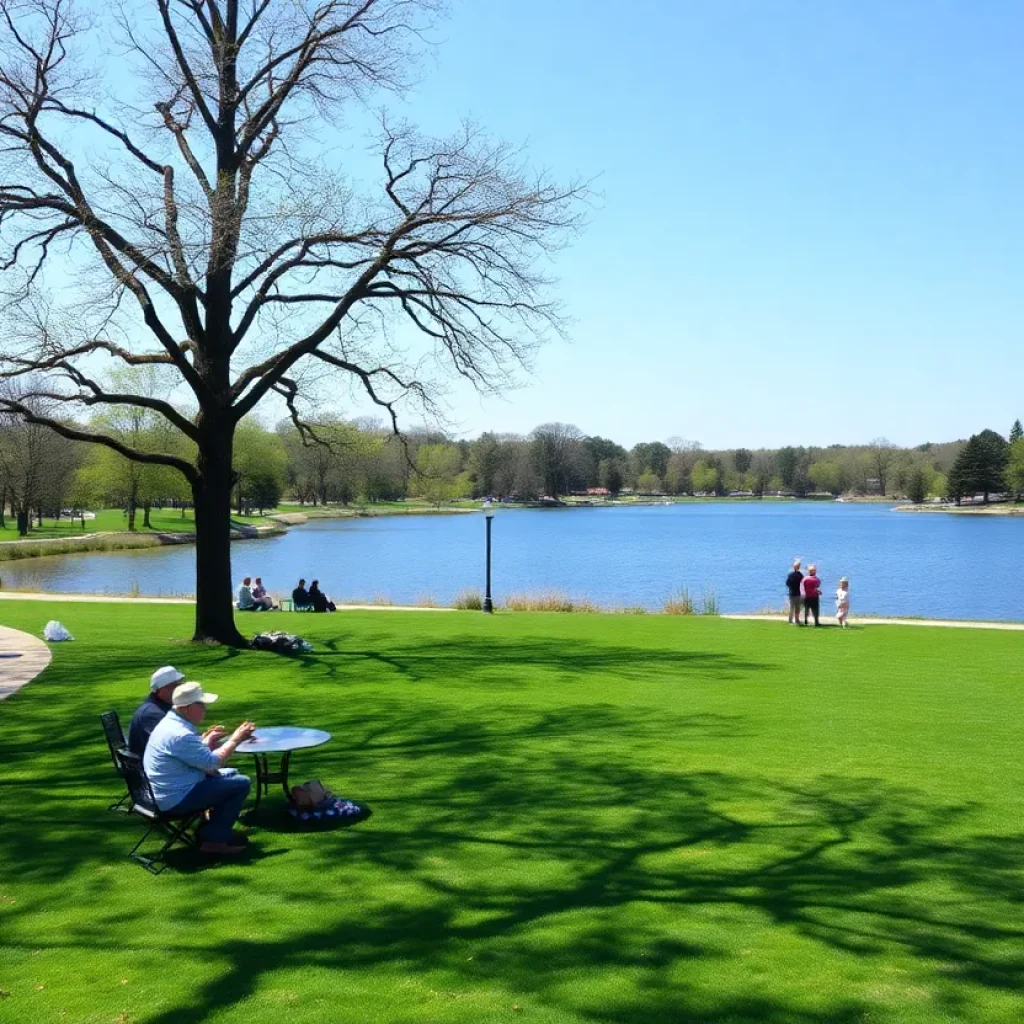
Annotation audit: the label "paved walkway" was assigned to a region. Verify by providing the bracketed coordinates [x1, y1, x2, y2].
[0, 592, 453, 611]
[0, 625, 53, 702]
[722, 614, 1024, 631]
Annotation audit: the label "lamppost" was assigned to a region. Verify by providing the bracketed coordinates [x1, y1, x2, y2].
[482, 499, 495, 613]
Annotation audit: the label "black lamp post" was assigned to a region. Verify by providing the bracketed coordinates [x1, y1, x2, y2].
[482, 499, 495, 613]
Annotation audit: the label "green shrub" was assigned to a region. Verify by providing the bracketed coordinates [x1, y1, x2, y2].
[452, 589, 483, 611]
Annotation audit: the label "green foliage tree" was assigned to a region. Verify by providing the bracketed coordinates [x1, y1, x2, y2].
[413, 444, 464, 507]
[691, 460, 718, 495]
[1005, 438, 1024, 501]
[1010, 419, 1023, 444]
[233, 422, 287, 516]
[631, 441, 671, 478]
[733, 449, 753, 474]
[636, 471, 662, 494]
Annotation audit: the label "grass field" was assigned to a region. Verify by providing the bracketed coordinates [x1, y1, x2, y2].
[1, 603, 1022, 1023]
[0, 508, 274, 541]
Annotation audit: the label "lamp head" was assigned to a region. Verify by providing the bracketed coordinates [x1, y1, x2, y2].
[483, 499, 495, 518]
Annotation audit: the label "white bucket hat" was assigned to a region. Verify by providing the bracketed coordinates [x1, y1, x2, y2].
[150, 665, 185, 692]
[171, 682, 219, 707]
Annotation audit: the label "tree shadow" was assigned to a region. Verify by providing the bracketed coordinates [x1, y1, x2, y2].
[2, 626, 1022, 1022]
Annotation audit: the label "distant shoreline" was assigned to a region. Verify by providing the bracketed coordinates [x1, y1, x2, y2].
[893, 503, 1024, 516]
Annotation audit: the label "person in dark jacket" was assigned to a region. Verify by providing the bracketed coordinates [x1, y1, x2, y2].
[308, 580, 336, 613]
[292, 578, 311, 609]
[128, 665, 184, 756]
[785, 560, 804, 625]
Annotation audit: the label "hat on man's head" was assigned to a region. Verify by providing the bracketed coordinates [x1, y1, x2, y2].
[172, 682, 219, 707]
[150, 665, 185, 692]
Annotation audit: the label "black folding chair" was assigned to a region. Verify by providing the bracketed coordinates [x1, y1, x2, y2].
[100, 711, 132, 812]
[114, 749, 203, 874]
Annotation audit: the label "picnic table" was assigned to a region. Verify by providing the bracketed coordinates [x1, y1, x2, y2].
[235, 726, 332, 808]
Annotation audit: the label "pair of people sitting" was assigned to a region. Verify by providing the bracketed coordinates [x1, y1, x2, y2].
[292, 577, 336, 613]
[237, 576, 275, 611]
[128, 666, 255, 856]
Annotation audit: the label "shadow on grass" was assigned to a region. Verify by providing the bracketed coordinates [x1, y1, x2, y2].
[2, 630, 1023, 1021]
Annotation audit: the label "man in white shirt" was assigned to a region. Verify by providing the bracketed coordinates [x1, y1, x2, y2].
[143, 682, 256, 856]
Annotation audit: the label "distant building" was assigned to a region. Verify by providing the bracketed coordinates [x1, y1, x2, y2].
[585, 487, 611, 496]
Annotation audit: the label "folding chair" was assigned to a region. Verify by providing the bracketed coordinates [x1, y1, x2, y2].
[100, 710, 132, 812]
[114, 750, 203, 874]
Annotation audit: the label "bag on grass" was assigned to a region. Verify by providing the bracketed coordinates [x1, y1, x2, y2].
[288, 779, 372, 826]
[43, 620, 74, 642]
[251, 631, 313, 654]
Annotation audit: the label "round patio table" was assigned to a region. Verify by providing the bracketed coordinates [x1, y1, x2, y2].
[235, 727, 332, 809]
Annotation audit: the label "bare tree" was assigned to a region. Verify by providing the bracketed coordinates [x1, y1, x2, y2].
[0, 0, 585, 643]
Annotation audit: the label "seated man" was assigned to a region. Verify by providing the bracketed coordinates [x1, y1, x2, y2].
[237, 576, 260, 611]
[251, 576, 275, 610]
[292, 578, 311, 609]
[143, 682, 256, 856]
[128, 665, 184, 756]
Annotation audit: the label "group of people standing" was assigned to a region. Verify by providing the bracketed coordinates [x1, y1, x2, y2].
[785, 560, 850, 627]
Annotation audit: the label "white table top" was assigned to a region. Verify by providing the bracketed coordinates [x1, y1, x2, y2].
[236, 726, 332, 754]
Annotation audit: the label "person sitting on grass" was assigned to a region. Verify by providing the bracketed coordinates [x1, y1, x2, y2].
[251, 576, 275, 610]
[237, 576, 269, 611]
[143, 682, 256, 857]
[128, 665, 184, 757]
[292, 578, 311, 610]
[308, 580, 336, 613]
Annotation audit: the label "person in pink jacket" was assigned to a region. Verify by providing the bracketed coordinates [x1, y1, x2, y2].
[800, 565, 822, 626]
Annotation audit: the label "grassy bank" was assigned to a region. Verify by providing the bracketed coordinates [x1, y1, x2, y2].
[0, 509, 285, 562]
[1, 603, 1022, 1022]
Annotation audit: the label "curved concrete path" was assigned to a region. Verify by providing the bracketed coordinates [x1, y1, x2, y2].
[0, 625, 53, 702]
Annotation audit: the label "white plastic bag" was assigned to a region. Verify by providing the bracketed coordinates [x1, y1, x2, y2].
[43, 620, 74, 642]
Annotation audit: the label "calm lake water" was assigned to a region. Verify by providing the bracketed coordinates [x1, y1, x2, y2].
[2, 502, 1023, 620]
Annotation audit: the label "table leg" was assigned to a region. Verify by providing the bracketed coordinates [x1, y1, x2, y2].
[280, 750, 292, 800]
[251, 753, 270, 810]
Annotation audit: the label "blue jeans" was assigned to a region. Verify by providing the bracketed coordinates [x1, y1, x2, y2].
[166, 773, 252, 844]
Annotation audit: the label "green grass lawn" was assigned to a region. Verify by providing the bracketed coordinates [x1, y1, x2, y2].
[1, 605, 1022, 1023]
[0, 508, 277, 541]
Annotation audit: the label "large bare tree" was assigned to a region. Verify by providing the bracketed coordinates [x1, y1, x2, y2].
[0, 0, 584, 643]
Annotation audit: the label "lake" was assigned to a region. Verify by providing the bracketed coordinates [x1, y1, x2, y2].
[1, 502, 1022, 621]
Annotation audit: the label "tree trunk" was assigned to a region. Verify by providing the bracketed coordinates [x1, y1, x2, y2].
[192, 417, 245, 646]
[143, 503, 152, 529]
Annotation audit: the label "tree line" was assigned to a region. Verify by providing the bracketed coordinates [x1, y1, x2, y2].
[6, 412, 1022, 534]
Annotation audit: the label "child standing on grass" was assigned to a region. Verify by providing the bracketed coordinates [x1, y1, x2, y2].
[836, 577, 850, 627]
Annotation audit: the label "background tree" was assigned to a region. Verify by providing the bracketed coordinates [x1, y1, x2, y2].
[0, 0, 584, 644]
[733, 448, 753, 474]
[1010, 419, 1023, 444]
[1006, 437, 1024, 501]
[691, 459, 718, 495]
[635, 470, 662, 494]
[869, 438, 897, 496]
[530, 423, 588, 498]
[0, 403, 79, 534]
[233, 421, 286, 516]
[412, 443, 465, 508]
[631, 441, 671, 480]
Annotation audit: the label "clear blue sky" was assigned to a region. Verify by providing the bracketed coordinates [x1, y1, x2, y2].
[382, 0, 1024, 449]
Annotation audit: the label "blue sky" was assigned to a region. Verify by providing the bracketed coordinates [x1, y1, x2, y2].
[380, 0, 1024, 448]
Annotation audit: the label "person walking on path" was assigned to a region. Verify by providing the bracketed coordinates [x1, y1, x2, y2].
[801, 565, 822, 626]
[785, 560, 804, 624]
[143, 682, 256, 856]
[836, 577, 851, 628]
